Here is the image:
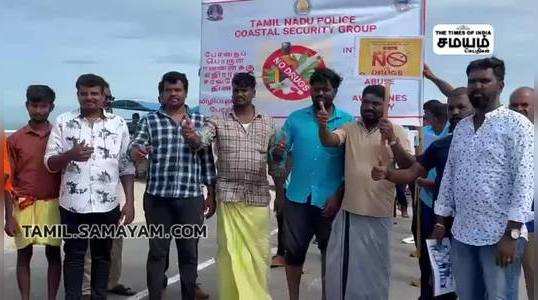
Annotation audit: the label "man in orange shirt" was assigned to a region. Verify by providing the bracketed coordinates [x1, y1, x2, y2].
[4, 85, 62, 300]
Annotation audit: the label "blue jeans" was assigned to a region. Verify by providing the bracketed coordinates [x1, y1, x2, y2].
[451, 238, 526, 300]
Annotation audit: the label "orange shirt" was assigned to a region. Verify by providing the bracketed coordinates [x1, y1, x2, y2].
[3, 134, 13, 192]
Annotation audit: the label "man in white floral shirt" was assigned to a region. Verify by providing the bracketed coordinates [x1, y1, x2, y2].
[44, 74, 135, 300]
[432, 57, 533, 300]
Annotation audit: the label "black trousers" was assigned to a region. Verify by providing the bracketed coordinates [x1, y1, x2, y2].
[60, 206, 120, 300]
[143, 193, 203, 300]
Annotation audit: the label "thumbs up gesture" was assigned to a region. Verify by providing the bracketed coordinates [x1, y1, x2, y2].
[316, 101, 329, 128]
[371, 156, 389, 181]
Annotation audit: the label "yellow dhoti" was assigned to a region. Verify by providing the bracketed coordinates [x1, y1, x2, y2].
[217, 201, 271, 300]
[13, 198, 61, 249]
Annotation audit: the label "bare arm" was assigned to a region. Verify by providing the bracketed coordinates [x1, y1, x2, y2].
[319, 125, 341, 147]
[390, 140, 415, 169]
[120, 175, 135, 207]
[386, 162, 427, 184]
[423, 64, 454, 97]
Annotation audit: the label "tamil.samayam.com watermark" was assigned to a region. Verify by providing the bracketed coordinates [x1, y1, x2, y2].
[20, 224, 208, 239]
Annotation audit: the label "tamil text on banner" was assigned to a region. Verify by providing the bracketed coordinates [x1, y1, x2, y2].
[200, 0, 425, 126]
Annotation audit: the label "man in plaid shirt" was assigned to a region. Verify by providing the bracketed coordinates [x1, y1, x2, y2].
[129, 71, 216, 300]
[183, 72, 280, 300]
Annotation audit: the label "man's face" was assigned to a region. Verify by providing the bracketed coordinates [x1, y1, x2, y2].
[360, 93, 384, 123]
[423, 109, 433, 126]
[447, 94, 474, 129]
[467, 68, 504, 110]
[311, 79, 336, 110]
[509, 90, 535, 122]
[77, 85, 105, 112]
[26, 100, 54, 123]
[161, 80, 187, 109]
[232, 84, 255, 107]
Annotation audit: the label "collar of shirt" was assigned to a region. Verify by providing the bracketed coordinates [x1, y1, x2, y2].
[305, 104, 344, 122]
[72, 108, 114, 120]
[157, 105, 192, 121]
[228, 107, 264, 123]
[22, 122, 52, 137]
[356, 118, 380, 134]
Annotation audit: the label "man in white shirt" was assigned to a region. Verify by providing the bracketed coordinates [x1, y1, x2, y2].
[432, 57, 533, 300]
[44, 74, 135, 300]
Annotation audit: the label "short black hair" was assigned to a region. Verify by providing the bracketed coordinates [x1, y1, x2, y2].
[309, 67, 343, 90]
[76, 74, 108, 92]
[427, 101, 447, 119]
[232, 72, 256, 88]
[423, 99, 442, 112]
[158, 71, 188, 94]
[362, 85, 385, 99]
[466, 56, 505, 82]
[448, 87, 468, 98]
[26, 85, 55, 103]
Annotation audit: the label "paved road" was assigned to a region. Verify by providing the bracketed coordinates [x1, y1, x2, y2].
[2, 182, 527, 299]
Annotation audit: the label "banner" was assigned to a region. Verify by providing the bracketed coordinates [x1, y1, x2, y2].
[200, 0, 425, 125]
[358, 37, 423, 79]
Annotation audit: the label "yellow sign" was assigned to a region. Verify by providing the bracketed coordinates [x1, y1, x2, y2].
[358, 37, 423, 78]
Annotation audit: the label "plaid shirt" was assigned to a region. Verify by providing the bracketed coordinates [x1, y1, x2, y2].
[200, 110, 277, 206]
[130, 107, 216, 198]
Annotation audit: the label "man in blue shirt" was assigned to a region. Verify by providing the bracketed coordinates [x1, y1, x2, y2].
[273, 68, 353, 300]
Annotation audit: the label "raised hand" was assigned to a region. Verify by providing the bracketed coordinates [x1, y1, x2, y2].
[378, 118, 396, 144]
[316, 100, 329, 128]
[180, 116, 200, 144]
[423, 63, 434, 80]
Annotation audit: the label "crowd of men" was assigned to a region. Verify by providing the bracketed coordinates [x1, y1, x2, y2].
[2, 56, 535, 300]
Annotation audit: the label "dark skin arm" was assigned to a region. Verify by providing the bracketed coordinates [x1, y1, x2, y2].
[378, 119, 415, 169]
[322, 184, 345, 222]
[416, 177, 436, 189]
[423, 64, 454, 97]
[496, 221, 522, 267]
[4, 191, 17, 236]
[371, 161, 427, 184]
[204, 185, 216, 219]
[118, 175, 135, 225]
[273, 156, 292, 215]
[47, 140, 94, 172]
[317, 101, 341, 147]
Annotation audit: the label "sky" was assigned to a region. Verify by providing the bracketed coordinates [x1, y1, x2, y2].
[1, 0, 535, 129]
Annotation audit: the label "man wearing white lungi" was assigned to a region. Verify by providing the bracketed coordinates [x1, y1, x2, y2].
[318, 84, 415, 299]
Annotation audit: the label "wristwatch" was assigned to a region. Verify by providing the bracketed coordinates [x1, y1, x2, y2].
[506, 228, 521, 240]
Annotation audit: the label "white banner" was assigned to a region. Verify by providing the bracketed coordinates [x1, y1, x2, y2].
[200, 0, 425, 125]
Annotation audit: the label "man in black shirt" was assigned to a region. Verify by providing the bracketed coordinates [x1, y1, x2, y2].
[371, 87, 474, 299]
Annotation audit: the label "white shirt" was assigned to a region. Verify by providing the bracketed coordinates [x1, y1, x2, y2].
[435, 106, 534, 246]
[44, 110, 135, 213]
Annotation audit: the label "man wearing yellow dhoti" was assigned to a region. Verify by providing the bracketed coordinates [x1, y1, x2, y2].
[4, 85, 62, 300]
[184, 72, 280, 300]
